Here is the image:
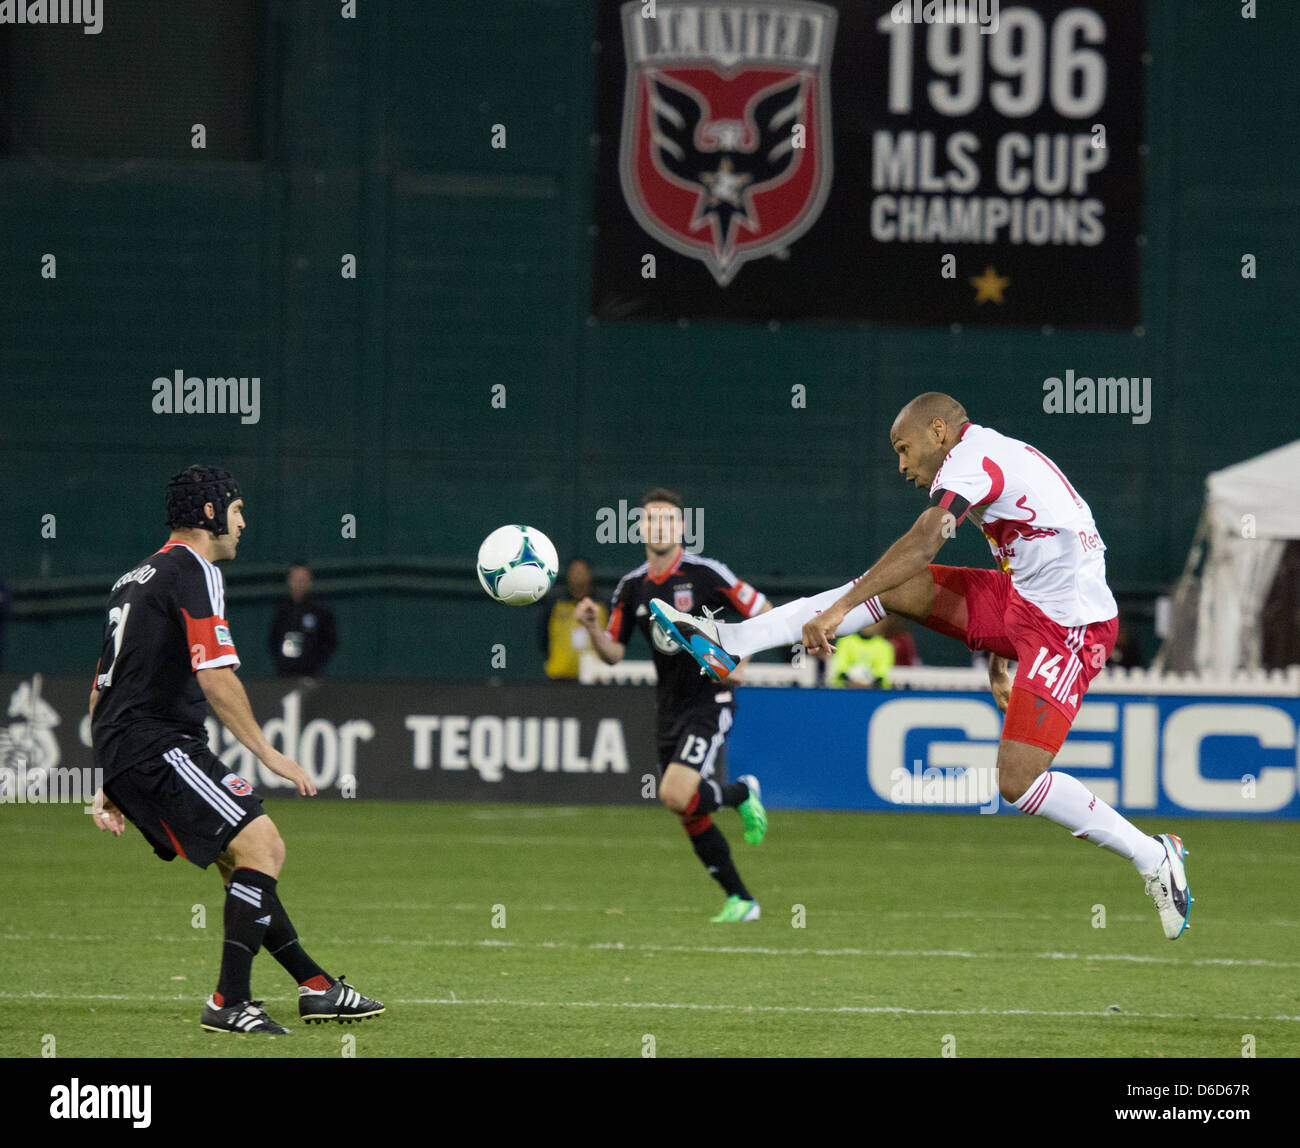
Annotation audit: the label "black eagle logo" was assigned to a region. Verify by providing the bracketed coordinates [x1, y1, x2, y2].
[648, 74, 804, 248]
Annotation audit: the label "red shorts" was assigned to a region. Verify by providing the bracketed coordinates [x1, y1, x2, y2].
[922, 565, 1118, 751]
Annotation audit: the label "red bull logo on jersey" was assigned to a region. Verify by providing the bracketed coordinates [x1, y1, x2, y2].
[617, 1, 837, 285]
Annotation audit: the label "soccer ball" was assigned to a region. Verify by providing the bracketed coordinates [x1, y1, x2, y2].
[476, 525, 559, 606]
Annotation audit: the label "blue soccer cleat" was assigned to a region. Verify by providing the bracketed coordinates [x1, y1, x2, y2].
[649, 600, 737, 682]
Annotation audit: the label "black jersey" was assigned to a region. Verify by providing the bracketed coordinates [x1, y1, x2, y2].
[605, 547, 767, 714]
[91, 541, 240, 779]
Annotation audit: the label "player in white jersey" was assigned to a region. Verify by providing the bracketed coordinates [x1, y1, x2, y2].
[650, 393, 1192, 940]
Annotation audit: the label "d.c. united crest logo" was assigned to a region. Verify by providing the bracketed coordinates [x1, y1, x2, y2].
[221, 772, 253, 797]
[618, 1, 837, 286]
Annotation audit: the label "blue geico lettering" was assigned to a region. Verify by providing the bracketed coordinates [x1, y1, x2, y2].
[728, 691, 1300, 818]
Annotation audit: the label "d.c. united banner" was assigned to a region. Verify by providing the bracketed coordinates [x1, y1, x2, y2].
[590, 0, 1146, 327]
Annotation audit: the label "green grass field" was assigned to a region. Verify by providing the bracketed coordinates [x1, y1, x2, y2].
[3, 800, 1297, 1058]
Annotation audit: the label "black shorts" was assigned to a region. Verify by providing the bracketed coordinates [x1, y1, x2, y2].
[102, 739, 264, 869]
[657, 695, 736, 777]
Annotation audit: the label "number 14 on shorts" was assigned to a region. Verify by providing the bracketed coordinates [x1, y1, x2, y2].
[1025, 647, 1065, 689]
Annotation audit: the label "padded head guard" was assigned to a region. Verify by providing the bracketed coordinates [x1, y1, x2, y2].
[165, 466, 242, 536]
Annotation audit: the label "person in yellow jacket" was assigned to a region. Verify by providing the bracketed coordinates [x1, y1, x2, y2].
[540, 558, 605, 679]
[828, 626, 896, 689]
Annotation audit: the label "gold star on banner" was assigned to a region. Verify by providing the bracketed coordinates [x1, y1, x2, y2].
[700, 156, 752, 207]
[970, 265, 1010, 304]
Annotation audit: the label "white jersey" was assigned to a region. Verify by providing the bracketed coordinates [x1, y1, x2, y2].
[929, 424, 1118, 627]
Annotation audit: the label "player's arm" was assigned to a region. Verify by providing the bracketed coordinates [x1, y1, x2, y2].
[85, 681, 127, 833]
[91, 786, 124, 836]
[803, 505, 955, 656]
[197, 666, 317, 795]
[574, 597, 625, 664]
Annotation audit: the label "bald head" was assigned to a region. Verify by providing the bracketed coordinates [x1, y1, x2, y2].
[891, 392, 968, 440]
[889, 393, 970, 490]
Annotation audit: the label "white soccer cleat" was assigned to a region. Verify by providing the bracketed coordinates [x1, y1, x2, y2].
[1143, 833, 1192, 940]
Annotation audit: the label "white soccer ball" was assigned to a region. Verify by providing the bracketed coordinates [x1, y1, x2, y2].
[476, 525, 559, 606]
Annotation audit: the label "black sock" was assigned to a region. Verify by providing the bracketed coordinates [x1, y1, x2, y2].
[216, 867, 277, 1006]
[689, 778, 749, 816]
[721, 780, 750, 806]
[688, 823, 751, 900]
[262, 891, 328, 986]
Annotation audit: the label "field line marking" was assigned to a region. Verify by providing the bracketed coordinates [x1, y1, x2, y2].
[6, 931, 1300, 970]
[1, 991, 1298, 1023]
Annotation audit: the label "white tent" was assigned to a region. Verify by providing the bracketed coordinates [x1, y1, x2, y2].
[1157, 440, 1300, 674]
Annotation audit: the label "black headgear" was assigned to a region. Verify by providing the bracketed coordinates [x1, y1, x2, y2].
[165, 466, 242, 536]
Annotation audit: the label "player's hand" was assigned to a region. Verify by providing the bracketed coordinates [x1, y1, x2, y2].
[262, 750, 317, 796]
[92, 788, 124, 836]
[988, 654, 1013, 713]
[573, 597, 601, 630]
[802, 606, 845, 658]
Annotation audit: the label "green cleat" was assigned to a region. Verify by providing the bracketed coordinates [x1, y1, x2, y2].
[736, 774, 767, 845]
[710, 895, 761, 923]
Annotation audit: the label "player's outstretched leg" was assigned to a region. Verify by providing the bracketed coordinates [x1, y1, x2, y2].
[662, 764, 761, 922]
[652, 569, 936, 679]
[999, 722, 1192, 940]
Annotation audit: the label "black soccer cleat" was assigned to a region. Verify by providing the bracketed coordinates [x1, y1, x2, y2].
[201, 996, 292, 1034]
[298, 974, 386, 1025]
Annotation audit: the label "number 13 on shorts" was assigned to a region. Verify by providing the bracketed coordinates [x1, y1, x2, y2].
[679, 734, 709, 765]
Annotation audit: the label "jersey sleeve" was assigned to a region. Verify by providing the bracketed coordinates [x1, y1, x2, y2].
[604, 576, 638, 645]
[173, 557, 240, 671]
[700, 559, 768, 617]
[930, 451, 1005, 526]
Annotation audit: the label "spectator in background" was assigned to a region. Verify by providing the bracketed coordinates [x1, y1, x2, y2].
[827, 616, 920, 689]
[269, 563, 338, 678]
[828, 623, 896, 688]
[540, 558, 605, 679]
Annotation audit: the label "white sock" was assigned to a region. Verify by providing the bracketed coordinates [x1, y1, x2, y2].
[1015, 771, 1166, 874]
[713, 583, 884, 659]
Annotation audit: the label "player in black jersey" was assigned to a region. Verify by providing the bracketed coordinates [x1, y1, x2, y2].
[89, 466, 383, 1034]
[575, 488, 771, 922]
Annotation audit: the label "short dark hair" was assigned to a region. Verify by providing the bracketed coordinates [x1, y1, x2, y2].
[641, 486, 683, 510]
